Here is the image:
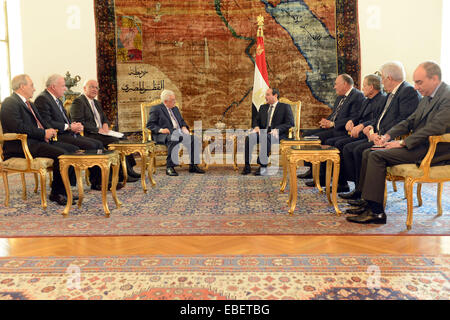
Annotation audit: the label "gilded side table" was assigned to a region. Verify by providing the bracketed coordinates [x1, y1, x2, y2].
[279, 138, 322, 193]
[59, 150, 122, 217]
[202, 130, 238, 170]
[286, 145, 341, 215]
[108, 140, 156, 193]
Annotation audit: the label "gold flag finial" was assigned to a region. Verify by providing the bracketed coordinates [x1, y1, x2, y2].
[257, 15, 264, 37]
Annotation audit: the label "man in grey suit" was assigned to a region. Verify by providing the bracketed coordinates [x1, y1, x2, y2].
[347, 61, 450, 224]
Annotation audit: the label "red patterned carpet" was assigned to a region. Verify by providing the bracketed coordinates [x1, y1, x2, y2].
[0, 254, 448, 300]
[0, 168, 448, 237]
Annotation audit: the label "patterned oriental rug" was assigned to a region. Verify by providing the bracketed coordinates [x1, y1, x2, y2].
[0, 168, 448, 237]
[0, 254, 448, 300]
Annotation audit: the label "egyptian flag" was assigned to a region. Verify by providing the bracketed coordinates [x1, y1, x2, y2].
[251, 33, 269, 127]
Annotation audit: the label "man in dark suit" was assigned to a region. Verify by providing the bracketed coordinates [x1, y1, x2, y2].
[69, 80, 139, 189]
[339, 61, 421, 203]
[146, 89, 205, 176]
[346, 61, 450, 224]
[34, 74, 104, 187]
[0, 74, 78, 205]
[305, 74, 386, 191]
[298, 74, 364, 179]
[241, 88, 294, 176]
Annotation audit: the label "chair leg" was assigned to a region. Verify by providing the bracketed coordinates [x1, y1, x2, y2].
[437, 182, 443, 216]
[405, 177, 415, 231]
[85, 169, 91, 186]
[2, 172, 10, 207]
[48, 171, 53, 188]
[383, 180, 387, 209]
[416, 183, 423, 207]
[21, 173, 27, 200]
[34, 173, 39, 193]
[392, 180, 397, 192]
[39, 170, 48, 210]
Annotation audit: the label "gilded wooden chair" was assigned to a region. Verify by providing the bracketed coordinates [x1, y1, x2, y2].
[0, 110, 54, 209]
[385, 134, 450, 230]
[279, 98, 302, 140]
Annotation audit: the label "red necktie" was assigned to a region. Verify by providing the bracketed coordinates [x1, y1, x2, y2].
[26, 101, 44, 129]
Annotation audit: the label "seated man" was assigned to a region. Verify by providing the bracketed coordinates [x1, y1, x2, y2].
[241, 88, 294, 176]
[339, 61, 420, 204]
[346, 61, 450, 225]
[0, 74, 78, 205]
[304, 74, 386, 192]
[34, 74, 104, 186]
[70, 79, 140, 189]
[146, 89, 204, 176]
[299, 73, 364, 179]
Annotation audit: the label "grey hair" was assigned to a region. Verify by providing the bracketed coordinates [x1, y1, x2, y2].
[11, 74, 30, 91]
[420, 61, 442, 81]
[83, 79, 98, 87]
[364, 74, 382, 91]
[45, 74, 63, 88]
[380, 61, 406, 82]
[161, 89, 175, 102]
[339, 73, 354, 86]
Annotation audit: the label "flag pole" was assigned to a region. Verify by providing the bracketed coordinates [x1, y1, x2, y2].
[251, 15, 270, 127]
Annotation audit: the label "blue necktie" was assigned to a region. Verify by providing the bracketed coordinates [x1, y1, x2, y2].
[56, 98, 70, 124]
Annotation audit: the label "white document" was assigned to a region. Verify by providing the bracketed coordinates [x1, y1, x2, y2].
[100, 130, 124, 139]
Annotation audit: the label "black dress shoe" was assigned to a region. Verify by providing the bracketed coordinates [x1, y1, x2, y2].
[166, 167, 178, 176]
[345, 206, 367, 215]
[126, 175, 140, 183]
[346, 209, 387, 224]
[91, 182, 125, 191]
[241, 165, 252, 175]
[127, 170, 141, 178]
[49, 193, 71, 206]
[339, 190, 361, 200]
[297, 169, 312, 179]
[254, 167, 268, 176]
[189, 165, 205, 174]
[305, 180, 322, 187]
[348, 199, 368, 207]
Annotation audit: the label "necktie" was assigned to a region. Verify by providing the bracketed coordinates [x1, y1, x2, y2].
[167, 107, 180, 129]
[376, 93, 394, 131]
[90, 100, 102, 129]
[55, 98, 70, 124]
[26, 101, 44, 129]
[267, 105, 274, 128]
[331, 96, 346, 122]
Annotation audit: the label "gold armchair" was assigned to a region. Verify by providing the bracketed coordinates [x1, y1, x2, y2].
[279, 98, 301, 140]
[386, 134, 450, 230]
[141, 99, 168, 169]
[0, 125, 54, 210]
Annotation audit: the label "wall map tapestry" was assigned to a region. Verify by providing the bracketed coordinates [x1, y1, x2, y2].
[94, 0, 360, 132]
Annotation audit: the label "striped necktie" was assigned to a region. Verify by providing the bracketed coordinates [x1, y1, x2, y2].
[26, 101, 44, 129]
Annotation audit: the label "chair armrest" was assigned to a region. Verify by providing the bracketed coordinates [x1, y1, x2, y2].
[0, 133, 34, 168]
[417, 134, 448, 176]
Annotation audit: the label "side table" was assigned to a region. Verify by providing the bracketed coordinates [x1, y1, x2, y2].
[59, 150, 122, 217]
[279, 138, 322, 193]
[286, 145, 341, 215]
[108, 140, 156, 193]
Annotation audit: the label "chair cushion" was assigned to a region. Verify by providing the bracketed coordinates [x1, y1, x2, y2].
[388, 164, 450, 180]
[1, 157, 54, 171]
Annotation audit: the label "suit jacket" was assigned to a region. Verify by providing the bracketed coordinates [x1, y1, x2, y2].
[147, 103, 188, 136]
[328, 87, 365, 131]
[387, 81, 450, 164]
[34, 90, 72, 134]
[369, 81, 420, 135]
[353, 92, 386, 126]
[69, 94, 110, 134]
[254, 102, 294, 140]
[0, 93, 47, 157]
